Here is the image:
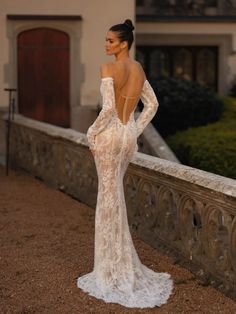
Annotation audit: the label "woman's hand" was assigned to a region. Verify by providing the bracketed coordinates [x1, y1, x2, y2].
[90, 148, 96, 156]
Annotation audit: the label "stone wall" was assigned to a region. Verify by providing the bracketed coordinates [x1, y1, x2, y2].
[6, 114, 236, 297]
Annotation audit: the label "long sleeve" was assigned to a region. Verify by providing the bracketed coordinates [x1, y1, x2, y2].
[87, 77, 115, 150]
[136, 80, 159, 137]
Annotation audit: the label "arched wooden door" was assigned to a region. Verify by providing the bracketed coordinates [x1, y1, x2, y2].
[17, 28, 70, 127]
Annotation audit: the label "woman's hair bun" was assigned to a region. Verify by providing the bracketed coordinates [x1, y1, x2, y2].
[124, 19, 134, 31]
[109, 19, 134, 49]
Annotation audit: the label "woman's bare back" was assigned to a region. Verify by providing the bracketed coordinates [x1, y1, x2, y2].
[102, 59, 146, 124]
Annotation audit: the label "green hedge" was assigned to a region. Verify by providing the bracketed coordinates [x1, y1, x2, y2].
[229, 77, 236, 97]
[166, 97, 236, 179]
[149, 77, 224, 137]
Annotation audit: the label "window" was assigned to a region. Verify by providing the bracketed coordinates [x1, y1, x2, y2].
[174, 48, 192, 81]
[136, 45, 218, 91]
[196, 48, 216, 88]
[150, 49, 170, 79]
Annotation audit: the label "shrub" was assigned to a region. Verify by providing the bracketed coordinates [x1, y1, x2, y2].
[149, 77, 224, 137]
[229, 76, 236, 97]
[166, 97, 236, 179]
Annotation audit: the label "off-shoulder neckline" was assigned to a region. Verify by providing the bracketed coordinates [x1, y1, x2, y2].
[101, 77, 148, 85]
[101, 77, 113, 81]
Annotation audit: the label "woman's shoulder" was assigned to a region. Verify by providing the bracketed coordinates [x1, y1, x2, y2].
[129, 60, 146, 81]
[132, 60, 145, 72]
[100, 59, 145, 80]
[100, 62, 115, 78]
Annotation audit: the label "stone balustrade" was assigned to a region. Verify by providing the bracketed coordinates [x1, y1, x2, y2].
[135, 111, 180, 163]
[5, 114, 236, 297]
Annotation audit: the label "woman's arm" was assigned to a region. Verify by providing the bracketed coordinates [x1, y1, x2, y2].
[87, 64, 115, 150]
[135, 80, 159, 137]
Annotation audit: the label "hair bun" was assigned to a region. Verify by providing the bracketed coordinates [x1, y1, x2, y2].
[124, 19, 134, 31]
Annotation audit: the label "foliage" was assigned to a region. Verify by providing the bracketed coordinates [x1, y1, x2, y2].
[149, 77, 224, 137]
[166, 97, 236, 179]
[229, 77, 236, 97]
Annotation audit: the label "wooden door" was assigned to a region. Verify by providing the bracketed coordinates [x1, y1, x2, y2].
[18, 28, 70, 127]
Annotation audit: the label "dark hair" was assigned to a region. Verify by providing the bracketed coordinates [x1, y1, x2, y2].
[109, 19, 134, 50]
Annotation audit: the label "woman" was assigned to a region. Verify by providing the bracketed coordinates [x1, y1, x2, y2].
[77, 19, 173, 308]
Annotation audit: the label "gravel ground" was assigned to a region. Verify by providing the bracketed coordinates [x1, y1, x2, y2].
[0, 165, 236, 314]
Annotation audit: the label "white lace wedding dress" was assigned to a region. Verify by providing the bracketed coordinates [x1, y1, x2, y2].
[77, 77, 173, 308]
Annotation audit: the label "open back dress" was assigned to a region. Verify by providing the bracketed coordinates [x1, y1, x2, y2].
[77, 77, 173, 308]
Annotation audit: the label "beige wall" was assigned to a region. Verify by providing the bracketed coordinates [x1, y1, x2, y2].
[0, 0, 135, 112]
[3, 2, 235, 128]
[136, 21, 236, 95]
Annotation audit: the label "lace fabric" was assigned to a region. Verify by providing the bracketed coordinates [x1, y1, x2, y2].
[77, 77, 173, 308]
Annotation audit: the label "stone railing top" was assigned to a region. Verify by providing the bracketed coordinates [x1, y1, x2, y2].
[131, 152, 236, 199]
[3, 113, 87, 146]
[7, 114, 236, 199]
[134, 111, 180, 163]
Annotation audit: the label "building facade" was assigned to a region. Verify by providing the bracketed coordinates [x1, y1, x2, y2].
[1, 0, 236, 131]
[136, 0, 236, 95]
[0, 0, 135, 131]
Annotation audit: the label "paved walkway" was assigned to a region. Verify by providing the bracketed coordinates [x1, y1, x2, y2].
[0, 165, 236, 314]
